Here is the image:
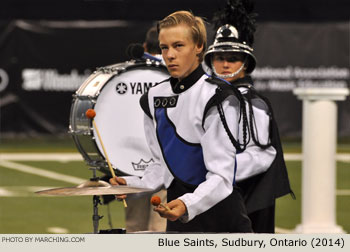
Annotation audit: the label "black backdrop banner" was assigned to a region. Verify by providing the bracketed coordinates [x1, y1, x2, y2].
[0, 20, 349, 137]
[0, 20, 156, 134]
[251, 22, 350, 138]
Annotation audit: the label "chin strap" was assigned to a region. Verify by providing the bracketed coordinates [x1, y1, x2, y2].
[211, 60, 246, 79]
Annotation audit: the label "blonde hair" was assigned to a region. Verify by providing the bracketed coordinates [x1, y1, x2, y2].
[157, 10, 207, 62]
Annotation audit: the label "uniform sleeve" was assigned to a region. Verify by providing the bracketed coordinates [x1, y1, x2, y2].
[235, 101, 276, 181]
[123, 114, 166, 191]
[178, 95, 240, 222]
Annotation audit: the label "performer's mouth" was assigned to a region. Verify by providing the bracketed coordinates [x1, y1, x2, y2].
[168, 64, 178, 70]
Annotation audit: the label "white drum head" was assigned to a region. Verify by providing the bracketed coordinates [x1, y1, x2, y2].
[93, 66, 168, 176]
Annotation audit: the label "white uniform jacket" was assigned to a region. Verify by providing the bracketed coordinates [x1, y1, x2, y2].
[124, 66, 241, 222]
[235, 85, 277, 182]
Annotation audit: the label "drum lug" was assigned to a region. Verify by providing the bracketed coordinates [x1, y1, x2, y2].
[145, 59, 152, 65]
[68, 125, 74, 134]
[95, 67, 103, 73]
[87, 95, 97, 103]
[68, 129, 90, 135]
[76, 95, 97, 103]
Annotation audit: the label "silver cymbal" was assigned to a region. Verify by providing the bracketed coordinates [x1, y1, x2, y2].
[35, 180, 152, 196]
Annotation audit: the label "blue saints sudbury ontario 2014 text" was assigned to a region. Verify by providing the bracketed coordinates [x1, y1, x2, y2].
[157, 237, 325, 248]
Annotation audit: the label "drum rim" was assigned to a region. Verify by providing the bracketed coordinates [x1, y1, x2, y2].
[97, 60, 167, 74]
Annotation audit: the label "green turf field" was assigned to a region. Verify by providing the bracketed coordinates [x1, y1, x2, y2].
[0, 136, 349, 234]
[0, 160, 125, 233]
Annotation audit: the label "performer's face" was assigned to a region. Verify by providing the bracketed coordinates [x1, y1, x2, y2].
[212, 52, 246, 82]
[159, 24, 203, 80]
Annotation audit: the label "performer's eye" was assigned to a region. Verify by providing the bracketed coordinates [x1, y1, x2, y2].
[175, 43, 184, 48]
[214, 56, 225, 61]
[227, 56, 240, 62]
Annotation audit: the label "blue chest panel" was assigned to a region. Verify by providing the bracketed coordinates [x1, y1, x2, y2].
[155, 108, 207, 186]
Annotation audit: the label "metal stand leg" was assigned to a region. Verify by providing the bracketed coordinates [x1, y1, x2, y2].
[90, 167, 103, 234]
[107, 204, 113, 229]
[92, 195, 103, 234]
[88, 166, 125, 234]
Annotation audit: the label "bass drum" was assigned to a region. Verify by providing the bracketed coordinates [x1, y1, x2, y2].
[69, 60, 169, 176]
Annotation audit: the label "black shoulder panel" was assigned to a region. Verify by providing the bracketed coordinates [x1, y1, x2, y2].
[139, 77, 171, 120]
[244, 88, 272, 115]
[139, 92, 152, 119]
[203, 76, 242, 126]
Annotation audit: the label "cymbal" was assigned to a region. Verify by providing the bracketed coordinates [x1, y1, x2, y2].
[35, 180, 152, 196]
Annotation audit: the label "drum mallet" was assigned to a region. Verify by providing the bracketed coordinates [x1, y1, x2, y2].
[86, 108, 127, 208]
[151, 195, 170, 211]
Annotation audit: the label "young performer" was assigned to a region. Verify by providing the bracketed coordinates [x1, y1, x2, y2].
[204, 0, 294, 233]
[110, 10, 252, 233]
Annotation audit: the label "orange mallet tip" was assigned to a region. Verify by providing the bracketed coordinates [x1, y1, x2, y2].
[85, 109, 96, 119]
[150, 195, 161, 206]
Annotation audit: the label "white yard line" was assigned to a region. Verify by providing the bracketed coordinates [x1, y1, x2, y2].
[0, 160, 85, 184]
[275, 227, 294, 234]
[0, 186, 54, 197]
[0, 188, 15, 196]
[336, 154, 350, 162]
[284, 153, 350, 162]
[283, 153, 302, 161]
[0, 153, 83, 162]
[47, 227, 69, 234]
[337, 189, 350, 196]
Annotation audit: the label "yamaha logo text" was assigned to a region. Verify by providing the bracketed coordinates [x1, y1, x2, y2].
[116, 82, 154, 95]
